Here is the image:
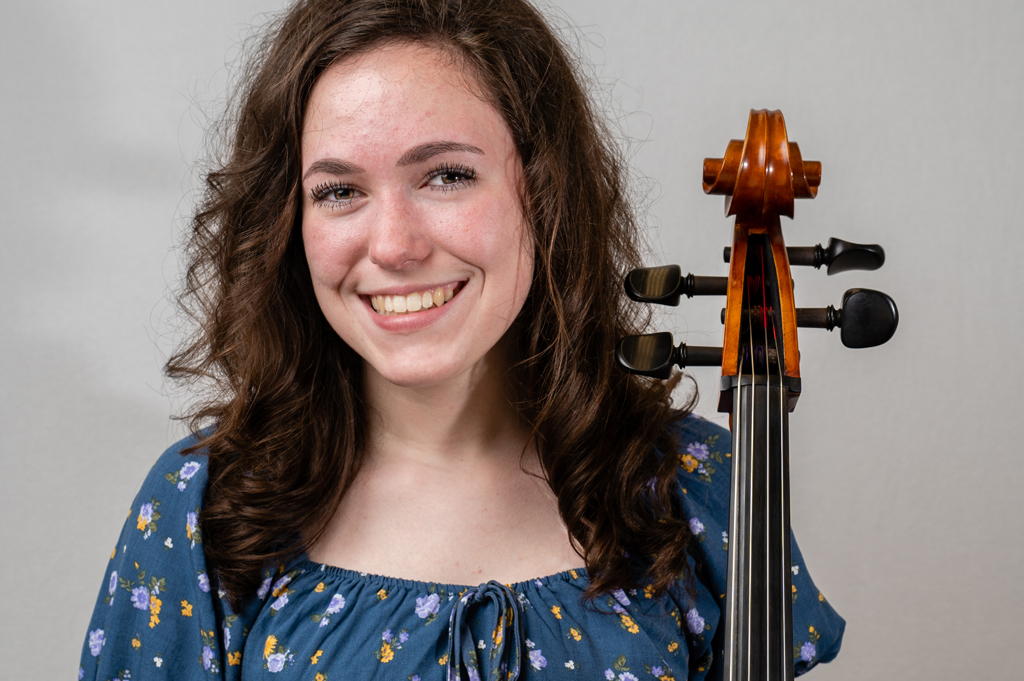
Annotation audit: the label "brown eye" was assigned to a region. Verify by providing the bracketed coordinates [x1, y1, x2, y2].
[426, 164, 477, 190]
[310, 182, 359, 205]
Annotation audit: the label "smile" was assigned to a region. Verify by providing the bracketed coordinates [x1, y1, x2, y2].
[368, 282, 464, 316]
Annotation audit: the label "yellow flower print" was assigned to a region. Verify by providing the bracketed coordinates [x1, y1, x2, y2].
[667, 641, 679, 652]
[110, 547, 116, 560]
[680, 454, 699, 473]
[311, 650, 323, 664]
[181, 600, 193, 617]
[569, 570, 579, 580]
[314, 582, 325, 593]
[315, 674, 327, 681]
[264, 634, 278, 659]
[620, 613, 640, 634]
[376, 588, 388, 601]
[131, 637, 141, 649]
[148, 595, 162, 628]
[792, 583, 798, 602]
[550, 605, 562, 619]
[379, 642, 394, 663]
[439, 654, 449, 665]
[644, 584, 656, 599]
[818, 591, 825, 602]
[493, 611, 506, 646]
[228, 651, 241, 666]
[569, 628, 581, 641]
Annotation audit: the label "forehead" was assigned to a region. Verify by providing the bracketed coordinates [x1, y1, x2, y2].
[302, 42, 511, 161]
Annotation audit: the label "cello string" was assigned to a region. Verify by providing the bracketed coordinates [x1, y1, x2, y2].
[745, 258, 757, 681]
[759, 243, 772, 681]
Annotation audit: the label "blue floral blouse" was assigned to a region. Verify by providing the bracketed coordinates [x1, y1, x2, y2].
[79, 415, 844, 680]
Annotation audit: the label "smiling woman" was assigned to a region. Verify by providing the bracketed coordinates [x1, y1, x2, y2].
[79, 1, 843, 679]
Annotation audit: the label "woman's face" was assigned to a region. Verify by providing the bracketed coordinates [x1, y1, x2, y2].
[300, 42, 533, 390]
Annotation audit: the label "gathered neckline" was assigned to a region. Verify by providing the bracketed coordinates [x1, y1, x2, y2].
[294, 557, 590, 592]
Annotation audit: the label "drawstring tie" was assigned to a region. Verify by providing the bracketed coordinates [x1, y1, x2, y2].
[446, 581, 523, 681]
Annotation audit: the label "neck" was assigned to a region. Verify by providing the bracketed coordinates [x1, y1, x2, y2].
[363, 346, 533, 473]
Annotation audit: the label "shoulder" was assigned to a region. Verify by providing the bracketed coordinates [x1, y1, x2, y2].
[133, 431, 211, 510]
[667, 412, 732, 490]
[120, 430, 211, 553]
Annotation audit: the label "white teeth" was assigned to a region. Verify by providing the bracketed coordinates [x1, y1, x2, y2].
[370, 285, 460, 316]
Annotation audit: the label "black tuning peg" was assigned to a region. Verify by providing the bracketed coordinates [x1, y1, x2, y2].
[724, 238, 885, 275]
[625, 265, 728, 306]
[796, 288, 899, 348]
[615, 332, 723, 378]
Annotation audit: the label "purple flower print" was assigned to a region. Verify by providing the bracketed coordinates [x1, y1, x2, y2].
[271, 575, 292, 595]
[202, 646, 214, 670]
[686, 442, 710, 461]
[399, 631, 409, 644]
[271, 593, 289, 611]
[467, 669, 481, 681]
[198, 572, 210, 593]
[800, 641, 816, 662]
[257, 576, 272, 599]
[686, 607, 705, 635]
[689, 517, 705, 535]
[416, 593, 441, 618]
[651, 666, 664, 677]
[620, 674, 639, 681]
[267, 652, 286, 673]
[529, 649, 547, 671]
[79, 666, 85, 680]
[326, 593, 346, 614]
[108, 571, 118, 595]
[139, 503, 154, 523]
[178, 481, 186, 491]
[382, 629, 393, 643]
[612, 588, 631, 606]
[411, 677, 420, 681]
[180, 461, 201, 480]
[88, 629, 105, 656]
[130, 586, 150, 611]
[604, 671, 615, 680]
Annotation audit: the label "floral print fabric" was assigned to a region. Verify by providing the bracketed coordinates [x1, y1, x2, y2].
[80, 416, 844, 680]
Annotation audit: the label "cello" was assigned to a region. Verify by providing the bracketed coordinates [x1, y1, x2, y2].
[615, 110, 898, 680]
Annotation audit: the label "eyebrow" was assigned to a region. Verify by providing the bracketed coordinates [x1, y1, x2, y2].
[397, 141, 484, 166]
[302, 141, 485, 182]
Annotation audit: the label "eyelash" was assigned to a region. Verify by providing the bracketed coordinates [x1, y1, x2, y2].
[308, 163, 478, 208]
[310, 182, 357, 208]
[426, 163, 477, 192]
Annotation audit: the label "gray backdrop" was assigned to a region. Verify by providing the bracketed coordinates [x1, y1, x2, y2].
[2, 0, 1021, 678]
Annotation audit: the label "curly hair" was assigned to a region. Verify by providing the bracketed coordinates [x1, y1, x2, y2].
[167, 0, 696, 605]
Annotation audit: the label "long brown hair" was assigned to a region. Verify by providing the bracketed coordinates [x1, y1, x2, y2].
[168, 0, 696, 605]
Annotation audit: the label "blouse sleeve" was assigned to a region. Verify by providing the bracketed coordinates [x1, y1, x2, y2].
[78, 434, 246, 680]
[671, 415, 846, 675]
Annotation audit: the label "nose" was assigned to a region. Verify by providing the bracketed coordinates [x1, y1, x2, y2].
[367, 192, 431, 270]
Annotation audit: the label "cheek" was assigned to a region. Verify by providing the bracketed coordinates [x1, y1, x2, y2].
[302, 218, 362, 289]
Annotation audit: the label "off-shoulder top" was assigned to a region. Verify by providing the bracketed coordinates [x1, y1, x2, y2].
[79, 415, 844, 680]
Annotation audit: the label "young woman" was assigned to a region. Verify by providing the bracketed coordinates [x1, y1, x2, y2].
[80, 1, 844, 678]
